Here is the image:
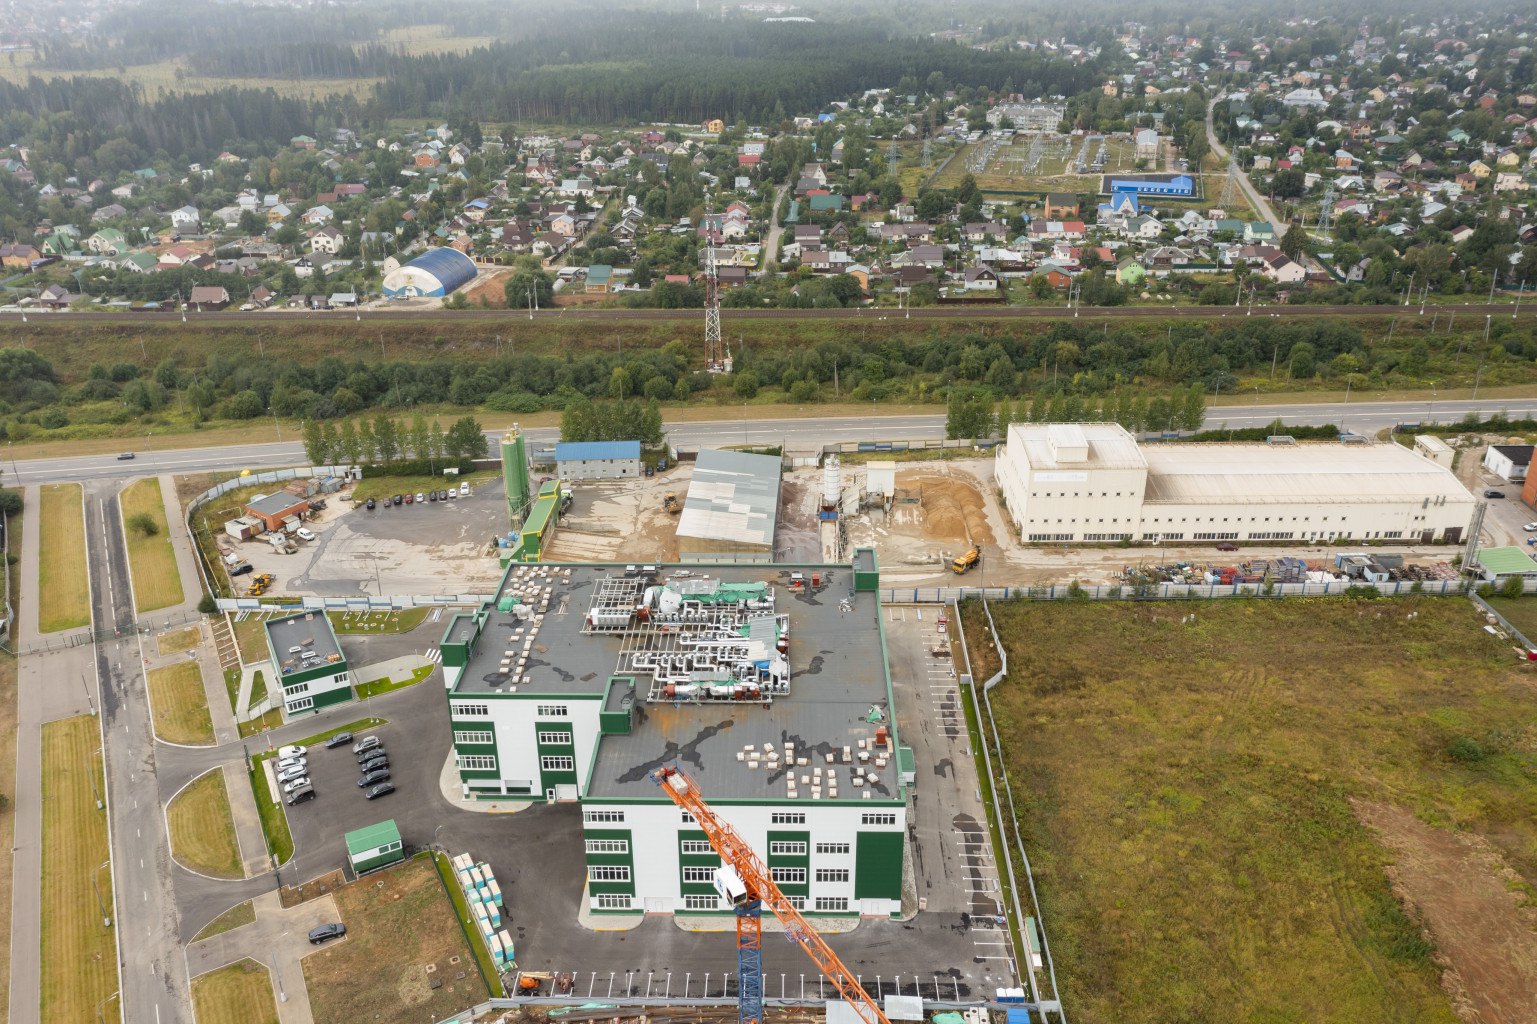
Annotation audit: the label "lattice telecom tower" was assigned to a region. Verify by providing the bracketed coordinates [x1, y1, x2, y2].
[1217, 167, 1242, 211]
[703, 213, 726, 373]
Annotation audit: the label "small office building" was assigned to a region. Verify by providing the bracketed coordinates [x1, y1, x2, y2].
[554, 441, 642, 481]
[243, 493, 309, 533]
[1483, 444, 1533, 483]
[345, 820, 404, 874]
[263, 610, 353, 718]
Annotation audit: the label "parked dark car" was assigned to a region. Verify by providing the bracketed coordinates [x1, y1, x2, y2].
[365, 498, 376, 510]
[308, 923, 346, 944]
[323, 731, 354, 750]
[1484, 489, 1506, 499]
[230, 563, 255, 577]
[1215, 542, 1239, 552]
[364, 782, 395, 800]
[440, 489, 450, 501]
[358, 768, 392, 788]
[428, 490, 437, 502]
[358, 752, 389, 771]
[392, 494, 403, 506]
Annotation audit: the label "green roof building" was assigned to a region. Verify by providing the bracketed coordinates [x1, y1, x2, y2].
[345, 820, 404, 874]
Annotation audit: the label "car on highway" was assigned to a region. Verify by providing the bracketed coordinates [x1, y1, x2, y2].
[308, 923, 346, 944]
[282, 776, 312, 793]
[295, 526, 317, 541]
[278, 744, 306, 759]
[1485, 490, 1507, 499]
[116, 452, 136, 460]
[364, 782, 395, 800]
[323, 731, 353, 749]
[365, 498, 376, 511]
[358, 768, 392, 787]
[352, 735, 381, 756]
[277, 764, 308, 783]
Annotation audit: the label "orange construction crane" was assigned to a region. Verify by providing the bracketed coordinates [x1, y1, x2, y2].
[650, 764, 893, 1024]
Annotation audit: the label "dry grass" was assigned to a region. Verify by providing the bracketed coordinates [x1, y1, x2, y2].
[167, 768, 244, 879]
[304, 856, 490, 1024]
[191, 958, 279, 1024]
[146, 661, 214, 745]
[157, 624, 202, 656]
[0, 51, 376, 100]
[192, 900, 256, 942]
[379, 25, 497, 56]
[120, 478, 185, 613]
[40, 715, 117, 1024]
[37, 483, 88, 632]
[970, 596, 1537, 1024]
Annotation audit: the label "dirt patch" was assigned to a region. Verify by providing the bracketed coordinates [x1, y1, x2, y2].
[1356, 800, 1537, 1024]
[542, 468, 691, 563]
[459, 268, 511, 308]
[278, 868, 346, 909]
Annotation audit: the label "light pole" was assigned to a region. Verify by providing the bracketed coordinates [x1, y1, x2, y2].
[86, 753, 103, 809]
[7, 441, 17, 483]
[91, 860, 112, 928]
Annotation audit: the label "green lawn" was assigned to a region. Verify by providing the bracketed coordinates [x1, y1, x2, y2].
[40, 716, 117, 1024]
[168, 768, 244, 878]
[357, 665, 435, 700]
[37, 483, 89, 632]
[120, 477, 185, 613]
[238, 708, 282, 739]
[246, 762, 293, 867]
[328, 608, 431, 634]
[1484, 595, 1537, 643]
[968, 595, 1537, 1024]
[192, 899, 256, 942]
[146, 661, 214, 745]
[191, 958, 279, 1024]
[287, 716, 389, 748]
[157, 624, 202, 655]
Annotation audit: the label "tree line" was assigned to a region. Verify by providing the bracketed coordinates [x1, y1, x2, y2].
[946, 384, 1211, 439]
[300, 413, 488, 468]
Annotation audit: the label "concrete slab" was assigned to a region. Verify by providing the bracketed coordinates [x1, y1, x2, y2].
[185, 889, 338, 1024]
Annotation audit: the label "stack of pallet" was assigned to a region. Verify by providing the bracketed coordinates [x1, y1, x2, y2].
[452, 852, 513, 971]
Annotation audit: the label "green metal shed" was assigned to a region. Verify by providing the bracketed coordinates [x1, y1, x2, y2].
[345, 820, 404, 874]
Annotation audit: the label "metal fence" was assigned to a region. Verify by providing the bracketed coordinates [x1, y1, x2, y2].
[880, 577, 1476, 605]
[216, 594, 490, 613]
[11, 608, 205, 656]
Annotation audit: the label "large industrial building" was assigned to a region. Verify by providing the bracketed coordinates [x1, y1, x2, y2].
[996, 423, 1475, 545]
[438, 551, 911, 919]
[381, 247, 477, 299]
[676, 449, 781, 563]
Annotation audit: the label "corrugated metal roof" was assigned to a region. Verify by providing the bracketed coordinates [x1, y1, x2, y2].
[676, 449, 780, 547]
[345, 819, 400, 854]
[398, 246, 476, 290]
[554, 440, 640, 462]
[1141, 442, 1471, 504]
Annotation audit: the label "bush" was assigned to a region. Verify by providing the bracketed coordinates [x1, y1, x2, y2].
[1499, 575, 1524, 600]
[197, 593, 219, 614]
[127, 511, 159, 537]
[1447, 736, 1485, 764]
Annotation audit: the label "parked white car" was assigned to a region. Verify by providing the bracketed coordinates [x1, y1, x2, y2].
[295, 526, 317, 542]
[278, 744, 306, 759]
[281, 777, 312, 794]
[458, 482, 470, 496]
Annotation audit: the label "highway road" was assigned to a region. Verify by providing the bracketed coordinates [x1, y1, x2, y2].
[10, 399, 1535, 487]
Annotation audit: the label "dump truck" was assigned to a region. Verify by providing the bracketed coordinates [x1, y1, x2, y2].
[951, 546, 981, 574]
[663, 493, 681, 514]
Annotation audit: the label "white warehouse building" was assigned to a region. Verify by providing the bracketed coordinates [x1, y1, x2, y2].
[437, 550, 910, 920]
[996, 423, 1476, 545]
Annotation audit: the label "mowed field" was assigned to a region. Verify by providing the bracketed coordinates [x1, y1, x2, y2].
[147, 661, 214, 745]
[190, 958, 278, 1024]
[168, 768, 244, 878]
[972, 596, 1537, 1024]
[120, 477, 184, 613]
[38, 483, 89, 632]
[40, 715, 118, 1024]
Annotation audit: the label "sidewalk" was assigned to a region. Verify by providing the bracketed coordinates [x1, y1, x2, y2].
[158, 472, 206, 616]
[184, 889, 332, 1024]
[222, 763, 272, 877]
[17, 483, 41, 638]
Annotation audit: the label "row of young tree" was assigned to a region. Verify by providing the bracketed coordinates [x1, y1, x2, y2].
[558, 398, 666, 446]
[300, 413, 488, 468]
[946, 384, 1213, 439]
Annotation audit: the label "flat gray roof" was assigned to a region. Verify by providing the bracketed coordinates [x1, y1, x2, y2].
[265, 610, 343, 672]
[454, 562, 900, 802]
[677, 448, 780, 548]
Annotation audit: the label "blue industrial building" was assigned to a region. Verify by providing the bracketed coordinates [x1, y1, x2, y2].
[1106, 174, 1194, 198]
[381, 247, 477, 299]
[553, 440, 643, 480]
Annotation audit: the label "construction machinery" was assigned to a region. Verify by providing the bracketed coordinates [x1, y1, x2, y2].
[649, 765, 892, 1024]
[950, 546, 981, 575]
[663, 492, 682, 514]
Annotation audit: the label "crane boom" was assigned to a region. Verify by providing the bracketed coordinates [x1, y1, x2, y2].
[651, 765, 893, 1024]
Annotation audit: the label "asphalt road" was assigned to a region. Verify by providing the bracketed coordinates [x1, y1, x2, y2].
[12, 399, 1536, 487]
[87, 484, 193, 1024]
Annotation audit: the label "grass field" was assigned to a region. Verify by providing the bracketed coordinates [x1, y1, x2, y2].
[38, 483, 89, 632]
[246, 763, 293, 866]
[305, 855, 492, 1024]
[239, 708, 282, 739]
[157, 625, 202, 655]
[328, 607, 431, 634]
[192, 899, 256, 942]
[0, 48, 377, 100]
[230, 612, 273, 663]
[191, 958, 279, 1024]
[40, 715, 118, 1024]
[120, 478, 185, 613]
[0, 654, 16, 1020]
[168, 768, 244, 879]
[147, 661, 214, 745]
[1484, 595, 1537, 642]
[357, 664, 435, 700]
[969, 596, 1537, 1024]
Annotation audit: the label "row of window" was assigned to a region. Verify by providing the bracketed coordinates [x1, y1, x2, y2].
[599, 894, 849, 913]
[453, 730, 493, 745]
[1192, 532, 1240, 541]
[542, 756, 575, 772]
[457, 755, 496, 771]
[1027, 533, 1075, 542]
[537, 730, 571, 745]
[537, 704, 569, 717]
[455, 703, 572, 719]
[288, 695, 313, 712]
[586, 839, 628, 855]
[590, 865, 631, 882]
[1083, 533, 1132, 542]
[767, 867, 852, 884]
[585, 809, 625, 823]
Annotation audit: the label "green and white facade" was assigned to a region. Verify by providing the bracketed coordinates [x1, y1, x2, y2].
[439, 552, 909, 919]
[264, 610, 354, 719]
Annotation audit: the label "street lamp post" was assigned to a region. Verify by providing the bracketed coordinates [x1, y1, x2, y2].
[91, 860, 112, 928]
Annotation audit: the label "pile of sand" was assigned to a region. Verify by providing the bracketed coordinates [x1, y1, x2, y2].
[905, 472, 995, 547]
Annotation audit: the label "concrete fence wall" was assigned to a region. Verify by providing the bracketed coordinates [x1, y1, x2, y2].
[216, 594, 490, 613]
[880, 577, 1479, 605]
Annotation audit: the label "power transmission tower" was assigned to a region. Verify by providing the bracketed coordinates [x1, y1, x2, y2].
[887, 140, 900, 177]
[920, 136, 933, 173]
[703, 201, 724, 373]
[1315, 182, 1337, 234]
[1217, 167, 1241, 212]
